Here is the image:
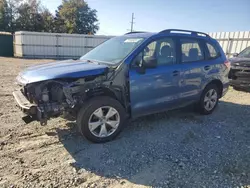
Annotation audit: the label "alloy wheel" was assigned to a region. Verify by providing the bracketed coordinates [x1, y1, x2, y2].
[88, 106, 120, 138]
[204, 89, 218, 111]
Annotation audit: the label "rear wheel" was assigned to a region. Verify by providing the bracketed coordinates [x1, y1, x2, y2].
[233, 86, 243, 91]
[197, 84, 219, 115]
[77, 96, 127, 143]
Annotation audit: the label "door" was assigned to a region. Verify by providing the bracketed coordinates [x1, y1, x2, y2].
[178, 38, 217, 104]
[129, 37, 182, 117]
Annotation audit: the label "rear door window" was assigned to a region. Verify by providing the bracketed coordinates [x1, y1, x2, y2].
[206, 42, 220, 59]
[180, 39, 204, 63]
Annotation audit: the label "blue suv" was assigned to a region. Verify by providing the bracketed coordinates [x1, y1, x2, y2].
[13, 29, 230, 143]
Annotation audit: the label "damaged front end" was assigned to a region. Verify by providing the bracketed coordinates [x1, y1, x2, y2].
[13, 75, 109, 125]
[229, 61, 250, 92]
[12, 58, 128, 125]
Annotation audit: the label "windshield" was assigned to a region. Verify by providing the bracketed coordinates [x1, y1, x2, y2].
[238, 47, 250, 58]
[80, 36, 144, 64]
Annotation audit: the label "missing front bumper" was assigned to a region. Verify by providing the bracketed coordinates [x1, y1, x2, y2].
[13, 90, 64, 125]
[13, 90, 47, 125]
[13, 90, 37, 114]
[13, 90, 43, 124]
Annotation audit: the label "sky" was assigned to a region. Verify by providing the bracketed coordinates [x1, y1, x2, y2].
[42, 0, 250, 35]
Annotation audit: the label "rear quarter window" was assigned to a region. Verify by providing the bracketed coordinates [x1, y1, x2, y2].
[206, 42, 221, 59]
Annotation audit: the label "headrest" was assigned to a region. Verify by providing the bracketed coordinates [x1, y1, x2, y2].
[161, 45, 172, 56]
[189, 48, 199, 57]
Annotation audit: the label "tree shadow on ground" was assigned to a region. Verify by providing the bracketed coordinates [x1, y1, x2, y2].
[56, 101, 250, 187]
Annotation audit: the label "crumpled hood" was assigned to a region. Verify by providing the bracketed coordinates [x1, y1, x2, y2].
[17, 59, 108, 84]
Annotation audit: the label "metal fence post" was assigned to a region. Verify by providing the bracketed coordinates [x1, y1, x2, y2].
[56, 34, 59, 59]
[226, 37, 232, 58]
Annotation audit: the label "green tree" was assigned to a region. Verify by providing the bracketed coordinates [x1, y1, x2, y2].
[0, 0, 99, 34]
[55, 0, 99, 34]
[76, 4, 99, 34]
[0, 0, 10, 31]
[53, 5, 67, 33]
[6, 0, 20, 32]
[15, 0, 44, 31]
[40, 8, 54, 32]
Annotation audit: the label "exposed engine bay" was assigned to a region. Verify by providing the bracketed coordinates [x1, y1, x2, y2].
[17, 74, 112, 125]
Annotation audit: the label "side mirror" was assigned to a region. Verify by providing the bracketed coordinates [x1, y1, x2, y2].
[233, 53, 238, 57]
[144, 46, 150, 53]
[134, 55, 146, 74]
[133, 50, 157, 74]
[134, 57, 157, 74]
[135, 66, 146, 74]
[144, 57, 157, 68]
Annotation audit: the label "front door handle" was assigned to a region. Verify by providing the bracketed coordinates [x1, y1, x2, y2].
[204, 65, 211, 71]
[172, 70, 180, 76]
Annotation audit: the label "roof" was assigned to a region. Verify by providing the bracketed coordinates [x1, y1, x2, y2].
[124, 29, 211, 40]
[123, 32, 156, 38]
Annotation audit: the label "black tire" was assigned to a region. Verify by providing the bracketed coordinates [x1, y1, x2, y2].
[233, 86, 240, 91]
[233, 86, 245, 92]
[197, 84, 219, 115]
[76, 96, 127, 143]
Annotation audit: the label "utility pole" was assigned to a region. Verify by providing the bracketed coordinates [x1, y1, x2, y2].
[130, 13, 135, 32]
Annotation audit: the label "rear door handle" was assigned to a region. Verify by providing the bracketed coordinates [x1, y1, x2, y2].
[204, 65, 211, 71]
[172, 70, 180, 76]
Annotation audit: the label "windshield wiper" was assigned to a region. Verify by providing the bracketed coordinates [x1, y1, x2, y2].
[86, 59, 94, 63]
[82, 58, 112, 65]
[82, 59, 98, 64]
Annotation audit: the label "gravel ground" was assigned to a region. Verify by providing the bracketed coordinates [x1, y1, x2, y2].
[0, 57, 249, 188]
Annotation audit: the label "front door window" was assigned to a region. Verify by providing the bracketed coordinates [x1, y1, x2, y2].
[132, 37, 176, 68]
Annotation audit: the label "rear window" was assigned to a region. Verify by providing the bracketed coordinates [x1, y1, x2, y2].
[206, 42, 220, 59]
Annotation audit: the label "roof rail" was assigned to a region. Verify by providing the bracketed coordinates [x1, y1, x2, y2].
[159, 29, 210, 37]
[125, 31, 147, 35]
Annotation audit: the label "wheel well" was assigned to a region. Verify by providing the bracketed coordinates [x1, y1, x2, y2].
[85, 87, 118, 100]
[84, 87, 128, 107]
[101, 88, 118, 100]
[89, 87, 132, 115]
[207, 80, 223, 98]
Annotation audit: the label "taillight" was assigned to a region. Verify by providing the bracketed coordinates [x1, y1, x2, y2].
[224, 60, 231, 69]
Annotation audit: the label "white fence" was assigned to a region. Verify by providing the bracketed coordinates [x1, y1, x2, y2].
[14, 31, 113, 59]
[14, 31, 250, 59]
[208, 31, 250, 57]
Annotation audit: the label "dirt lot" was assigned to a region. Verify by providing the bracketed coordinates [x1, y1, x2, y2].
[0, 57, 249, 188]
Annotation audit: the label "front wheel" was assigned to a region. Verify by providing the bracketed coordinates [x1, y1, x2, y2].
[197, 84, 219, 115]
[77, 96, 127, 143]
